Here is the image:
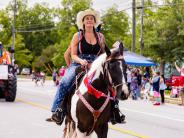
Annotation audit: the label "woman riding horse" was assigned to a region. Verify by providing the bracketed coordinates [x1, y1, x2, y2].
[46, 9, 125, 125]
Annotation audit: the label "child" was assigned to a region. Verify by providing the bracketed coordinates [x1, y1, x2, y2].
[170, 86, 179, 98]
[142, 76, 151, 100]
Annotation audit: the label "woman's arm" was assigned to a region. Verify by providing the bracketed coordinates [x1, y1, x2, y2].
[151, 66, 156, 76]
[70, 33, 88, 66]
[64, 46, 71, 67]
[174, 62, 181, 73]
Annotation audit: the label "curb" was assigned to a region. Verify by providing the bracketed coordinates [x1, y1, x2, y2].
[149, 96, 181, 105]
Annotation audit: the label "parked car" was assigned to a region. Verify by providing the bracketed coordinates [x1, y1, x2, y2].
[21, 68, 31, 75]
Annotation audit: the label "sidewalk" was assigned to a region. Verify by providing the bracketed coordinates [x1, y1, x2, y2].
[165, 95, 181, 105]
[149, 95, 181, 105]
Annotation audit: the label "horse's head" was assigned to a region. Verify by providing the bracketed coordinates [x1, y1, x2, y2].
[104, 41, 129, 100]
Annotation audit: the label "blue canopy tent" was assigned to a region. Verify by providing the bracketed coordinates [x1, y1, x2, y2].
[124, 51, 156, 66]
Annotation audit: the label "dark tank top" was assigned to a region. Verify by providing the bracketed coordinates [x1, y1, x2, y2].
[78, 36, 101, 55]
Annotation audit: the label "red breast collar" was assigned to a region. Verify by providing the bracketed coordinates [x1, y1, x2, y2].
[84, 71, 115, 98]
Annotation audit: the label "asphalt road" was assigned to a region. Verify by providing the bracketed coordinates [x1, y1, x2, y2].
[0, 78, 184, 138]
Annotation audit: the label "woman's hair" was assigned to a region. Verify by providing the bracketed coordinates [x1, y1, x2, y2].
[161, 74, 165, 83]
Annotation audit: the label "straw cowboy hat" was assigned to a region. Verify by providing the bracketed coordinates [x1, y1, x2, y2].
[76, 9, 101, 30]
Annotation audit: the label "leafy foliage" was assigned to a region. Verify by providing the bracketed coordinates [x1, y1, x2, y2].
[1, 0, 183, 75]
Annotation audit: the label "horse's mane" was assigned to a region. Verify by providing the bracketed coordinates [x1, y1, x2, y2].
[88, 53, 107, 76]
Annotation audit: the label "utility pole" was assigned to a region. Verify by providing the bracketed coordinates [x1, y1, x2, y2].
[140, 0, 144, 55]
[132, 0, 136, 52]
[12, 0, 17, 66]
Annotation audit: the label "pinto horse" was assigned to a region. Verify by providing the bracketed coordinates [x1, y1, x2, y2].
[63, 41, 129, 138]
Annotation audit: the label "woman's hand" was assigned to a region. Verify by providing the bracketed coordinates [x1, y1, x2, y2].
[80, 59, 88, 66]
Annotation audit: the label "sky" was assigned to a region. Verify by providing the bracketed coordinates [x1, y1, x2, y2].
[0, 0, 132, 14]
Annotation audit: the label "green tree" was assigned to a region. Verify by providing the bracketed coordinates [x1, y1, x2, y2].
[16, 2, 56, 56]
[142, 0, 184, 73]
[33, 45, 56, 74]
[14, 34, 33, 67]
[0, 9, 12, 46]
[101, 6, 130, 48]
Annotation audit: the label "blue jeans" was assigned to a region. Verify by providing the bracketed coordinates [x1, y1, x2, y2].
[51, 63, 79, 112]
[51, 54, 97, 112]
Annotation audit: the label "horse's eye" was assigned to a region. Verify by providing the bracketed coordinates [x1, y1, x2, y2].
[108, 60, 117, 68]
[109, 60, 116, 64]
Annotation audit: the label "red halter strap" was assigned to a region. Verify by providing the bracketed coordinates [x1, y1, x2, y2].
[84, 70, 115, 100]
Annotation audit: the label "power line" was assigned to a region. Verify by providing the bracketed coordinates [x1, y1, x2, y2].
[16, 27, 58, 33]
[16, 23, 54, 29]
[137, 3, 184, 9]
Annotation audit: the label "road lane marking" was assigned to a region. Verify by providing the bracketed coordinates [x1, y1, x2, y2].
[16, 98, 50, 110]
[109, 124, 149, 138]
[123, 107, 184, 122]
[16, 98, 150, 138]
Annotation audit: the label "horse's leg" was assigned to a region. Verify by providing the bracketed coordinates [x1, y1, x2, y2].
[95, 123, 108, 138]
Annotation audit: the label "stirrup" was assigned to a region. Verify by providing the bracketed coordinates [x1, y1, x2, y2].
[52, 108, 65, 125]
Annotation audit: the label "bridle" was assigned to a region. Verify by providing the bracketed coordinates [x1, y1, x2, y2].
[103, 57, 127, 96]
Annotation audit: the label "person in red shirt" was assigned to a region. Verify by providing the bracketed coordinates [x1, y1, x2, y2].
[175, 62, 184, 106]
[59, 66, 65, 79]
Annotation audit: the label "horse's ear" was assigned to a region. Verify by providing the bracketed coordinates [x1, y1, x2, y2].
[105, 44, 111, 57]
[119, 41, 124, 56]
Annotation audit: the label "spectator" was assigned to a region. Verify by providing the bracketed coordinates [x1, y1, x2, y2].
[130, 71, 139, 100]
[142, 75, 151, 100]
[174, 62, 184, 106]
[137, 68, 142, 99]
[151, 67, 161, 105]
[127, 66, 132, 92]
[52, 69, 57, 86]
[143, 67, 150, 79]
[159, 74, 167, 104]
[59, 66, 65, 79]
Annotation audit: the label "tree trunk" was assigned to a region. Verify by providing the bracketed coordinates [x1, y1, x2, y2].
[159, 60, 165, 75]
